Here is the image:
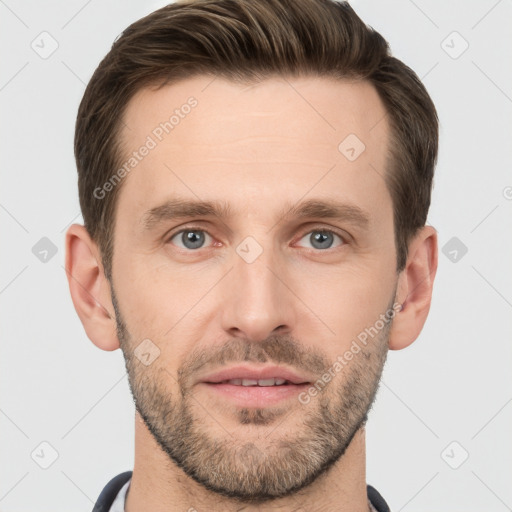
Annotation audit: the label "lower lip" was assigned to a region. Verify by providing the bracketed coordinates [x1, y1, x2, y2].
[199, 382, 310, 407]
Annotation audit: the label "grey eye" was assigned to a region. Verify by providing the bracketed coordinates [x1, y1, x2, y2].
[297, 230, 343, 250]
[170, 229, 212, 250]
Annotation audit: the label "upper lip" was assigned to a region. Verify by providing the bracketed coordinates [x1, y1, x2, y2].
[199, 365, 313, 385]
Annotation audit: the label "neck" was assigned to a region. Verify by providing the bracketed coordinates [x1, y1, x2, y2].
[125, 412, 370, 512]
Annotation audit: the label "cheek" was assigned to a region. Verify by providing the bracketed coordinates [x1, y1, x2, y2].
[113, 257, 180, 338]
[114, 255, 219, 359]
[295, 261, 396, 351]
[113, 231, 396, 364]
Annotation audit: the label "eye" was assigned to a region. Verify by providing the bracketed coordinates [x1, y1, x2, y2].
[167, 227, 346, 252]
[296, 229, 345, 250]
[168, 228, 214, 250]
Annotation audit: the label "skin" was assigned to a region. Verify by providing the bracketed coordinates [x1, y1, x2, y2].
[66, 75, 438, 512]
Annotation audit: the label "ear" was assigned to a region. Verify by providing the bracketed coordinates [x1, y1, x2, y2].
[389, 225, 438, 350]
[64, 224, 120, 351]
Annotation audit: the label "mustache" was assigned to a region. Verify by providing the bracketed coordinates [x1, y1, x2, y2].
[177, 334, 330, 385]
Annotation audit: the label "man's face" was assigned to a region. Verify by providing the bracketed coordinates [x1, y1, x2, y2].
[111, 75, 398, 501]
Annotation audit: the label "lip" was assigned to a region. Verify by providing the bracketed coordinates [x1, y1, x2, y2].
[199, 381, 310, 408]
[199, 365, 313, 385]
[196, 365, 314, 408]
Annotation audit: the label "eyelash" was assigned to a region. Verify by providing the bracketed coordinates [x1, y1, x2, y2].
[166, 225, 348, 251]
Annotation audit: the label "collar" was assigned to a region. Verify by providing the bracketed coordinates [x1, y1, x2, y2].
[92, 472, 391, 512]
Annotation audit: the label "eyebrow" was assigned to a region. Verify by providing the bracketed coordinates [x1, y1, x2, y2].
[141, 197, 371, 232]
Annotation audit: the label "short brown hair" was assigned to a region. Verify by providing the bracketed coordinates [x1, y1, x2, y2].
[75, 0, 438, 279]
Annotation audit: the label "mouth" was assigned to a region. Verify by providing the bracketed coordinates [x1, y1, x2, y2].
[200, 365, 312, 385]
[197, 365, 313, 407]
[213, 377, 293, 386]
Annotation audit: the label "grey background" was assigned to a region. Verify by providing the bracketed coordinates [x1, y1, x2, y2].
[1, 0, 511, 510]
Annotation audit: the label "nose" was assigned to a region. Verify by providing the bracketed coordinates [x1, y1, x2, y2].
[220, 245, 296, 342]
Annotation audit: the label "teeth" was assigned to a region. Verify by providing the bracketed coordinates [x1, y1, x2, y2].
[224, 378, 288, 386]
[242, 379, 259, 386]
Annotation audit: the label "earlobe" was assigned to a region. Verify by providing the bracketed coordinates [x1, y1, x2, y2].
[388, 226, 438, 350]
[64, 224, 120, 351]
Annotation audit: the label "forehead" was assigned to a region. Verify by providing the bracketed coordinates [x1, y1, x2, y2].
[116, 75, 391, 228]
[122, 75, 388, 149]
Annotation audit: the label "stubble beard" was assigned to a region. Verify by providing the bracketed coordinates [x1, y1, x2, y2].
[112, 289, 391, 504]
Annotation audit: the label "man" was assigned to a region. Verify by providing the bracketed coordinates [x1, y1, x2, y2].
[65, 0, 438, 510]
